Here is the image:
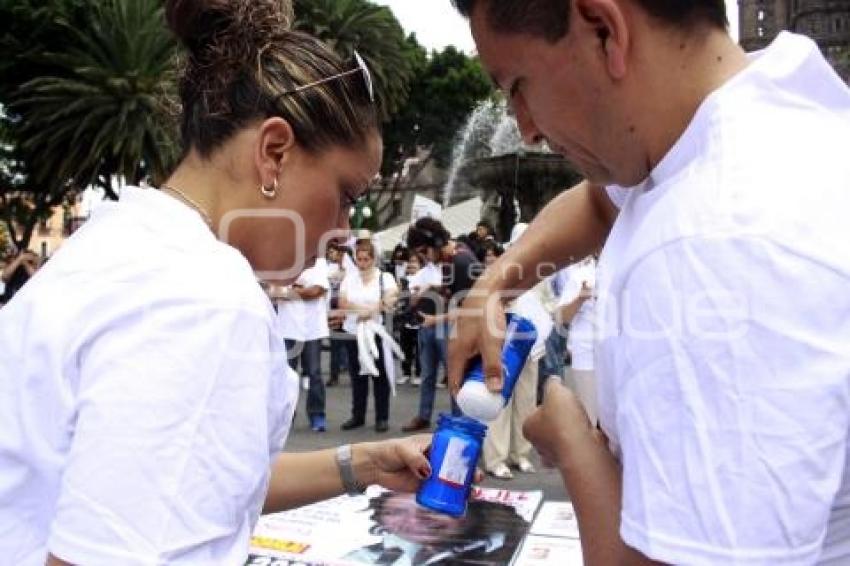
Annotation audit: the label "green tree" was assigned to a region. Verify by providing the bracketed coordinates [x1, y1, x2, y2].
[0, 0, 179, 251]
[376, 43, 494, 220]
[14, 0, 179, 193]
[383, 45, 494, 173]
[1, 0, 88, 251]
[294, 0, 416, 121]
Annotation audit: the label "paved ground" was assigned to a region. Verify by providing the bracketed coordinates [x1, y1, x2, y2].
[283, 355, 569, 502]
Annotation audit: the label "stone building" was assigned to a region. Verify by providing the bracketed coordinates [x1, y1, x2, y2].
[739, 0, 850, 80]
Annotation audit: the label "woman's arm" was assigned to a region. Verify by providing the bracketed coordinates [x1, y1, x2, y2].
[555, 282, 593, 325]
[263, 437, 431, 513]
[291, 285, 326, 301]
[338, 291, 376, 320]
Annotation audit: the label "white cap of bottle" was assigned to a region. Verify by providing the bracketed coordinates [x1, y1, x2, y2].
[456, 381, 504, 422]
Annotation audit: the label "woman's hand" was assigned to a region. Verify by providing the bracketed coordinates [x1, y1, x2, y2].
[355, 435, 432, 493]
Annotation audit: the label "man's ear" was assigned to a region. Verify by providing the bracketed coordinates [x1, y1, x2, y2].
[255, 117, 297, 187]
[574, 0, 629, 80]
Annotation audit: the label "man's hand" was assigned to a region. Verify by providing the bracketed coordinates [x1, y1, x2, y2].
[357, 436, 432, 493]
[523, 379, 599, 470]
[419, 313, 438, 328]
[447, 284, 507, 396]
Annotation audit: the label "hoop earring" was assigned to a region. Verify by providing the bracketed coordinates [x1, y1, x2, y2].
[260, 178, 278, 199]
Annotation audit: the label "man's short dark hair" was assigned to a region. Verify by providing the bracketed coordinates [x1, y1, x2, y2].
[407, 217, 451, 250]
[451, 0, 727, 42]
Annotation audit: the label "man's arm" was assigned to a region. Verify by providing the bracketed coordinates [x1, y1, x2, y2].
[524, 381, 663, 566]
[291, 285, 326, 301]
[448, 181, 616, 393]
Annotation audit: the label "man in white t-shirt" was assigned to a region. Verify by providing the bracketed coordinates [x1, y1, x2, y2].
[449, 1, 850, 564]
[273, 258, 331, 432]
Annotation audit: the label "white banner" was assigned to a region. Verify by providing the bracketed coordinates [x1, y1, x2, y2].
[410, 194, 442, 222]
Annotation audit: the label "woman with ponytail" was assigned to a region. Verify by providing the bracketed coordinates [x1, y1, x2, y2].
[0, 1, 431, 564]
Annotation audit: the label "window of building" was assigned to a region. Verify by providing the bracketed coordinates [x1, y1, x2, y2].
[758, 9, 765, 22]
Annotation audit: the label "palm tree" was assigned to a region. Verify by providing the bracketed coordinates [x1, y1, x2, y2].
[295, 0, 417, 121]
[13, 0, 179, 197]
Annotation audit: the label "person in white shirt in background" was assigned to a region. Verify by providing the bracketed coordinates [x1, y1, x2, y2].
[555, 254, 598, 425]
[390, 243, 409, 283]
[403, 252, 443, 388]
[0, 2, 432, 564]
[481, 223, 551, 480]
[535, 259, 571, 404]
[395, 251, 424, 385]
[325, 242, 350, 387]
[271, 257, 331, 432]
[339, 238, 399, 433]
[449, 0, 850, 564]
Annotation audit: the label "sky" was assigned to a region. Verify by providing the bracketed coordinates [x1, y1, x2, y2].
[373, 1, 740, 54]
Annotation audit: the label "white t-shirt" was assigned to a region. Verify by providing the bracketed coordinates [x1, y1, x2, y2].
[0, 187, 296, 565]
[595, 33, 850, 564]
[558, 257, 597, 371]
[407, 262, 442, 293]
[509, 283, 553, 362]
[276, 258, 330, 342]
[340, 270, 398, 335]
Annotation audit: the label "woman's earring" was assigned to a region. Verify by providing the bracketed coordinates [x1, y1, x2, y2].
[260, 178, 278, 199]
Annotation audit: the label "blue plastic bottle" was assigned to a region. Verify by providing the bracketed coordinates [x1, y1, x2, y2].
[416, 414, 487, 517]
[456, 313, 537, 422]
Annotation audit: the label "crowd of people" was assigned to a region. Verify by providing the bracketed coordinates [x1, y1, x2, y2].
[268, 215, 599, 486]
[0, 249, 43, 307]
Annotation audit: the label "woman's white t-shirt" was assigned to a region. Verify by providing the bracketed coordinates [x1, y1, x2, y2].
[0, 187, 296, 565]
[340, 270, 397, 335]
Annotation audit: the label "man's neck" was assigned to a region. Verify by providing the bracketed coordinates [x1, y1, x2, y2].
[634, 27, 750, 176]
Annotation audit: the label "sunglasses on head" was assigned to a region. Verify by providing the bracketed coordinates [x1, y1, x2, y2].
[275, 50, 374, 103]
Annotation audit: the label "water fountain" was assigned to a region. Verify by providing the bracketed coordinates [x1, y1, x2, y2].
[442, 101, 582, 242]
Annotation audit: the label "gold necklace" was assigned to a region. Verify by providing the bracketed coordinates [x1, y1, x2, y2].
[160, 185, 213, 229]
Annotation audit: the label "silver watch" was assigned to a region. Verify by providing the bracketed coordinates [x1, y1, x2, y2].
[335, 444, 367, 496]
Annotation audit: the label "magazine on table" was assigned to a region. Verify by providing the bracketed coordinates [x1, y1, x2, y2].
[247, 485, 543, 565]
[529, 501, 580, 539]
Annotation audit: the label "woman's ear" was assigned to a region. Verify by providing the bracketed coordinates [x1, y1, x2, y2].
[574, 0, 629, 80]
[255, 117, 296, 187]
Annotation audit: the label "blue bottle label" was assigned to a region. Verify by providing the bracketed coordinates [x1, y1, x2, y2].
[437, 436, 473, 488]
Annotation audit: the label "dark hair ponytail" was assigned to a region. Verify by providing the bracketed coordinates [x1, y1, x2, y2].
[165, 0, 376, 157]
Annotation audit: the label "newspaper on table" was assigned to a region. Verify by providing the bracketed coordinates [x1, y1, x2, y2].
[512, 501, 583, 566]
[247, 485, 542, 566]
[513, 535, 583, 566]
[529, 501, 580, 539]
